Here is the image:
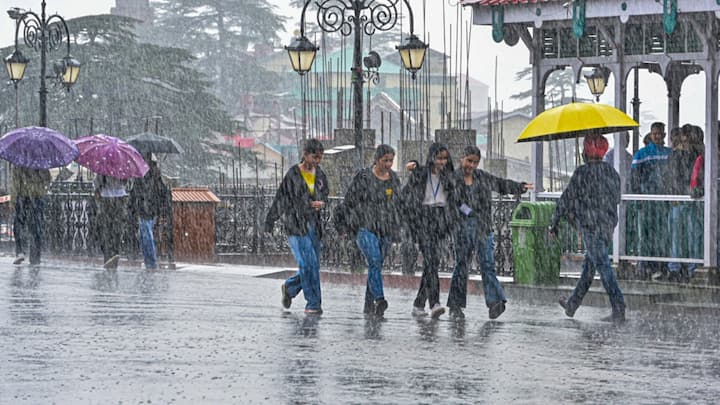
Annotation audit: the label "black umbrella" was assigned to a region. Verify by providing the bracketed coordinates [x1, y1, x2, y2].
[126, 132, 184, 154]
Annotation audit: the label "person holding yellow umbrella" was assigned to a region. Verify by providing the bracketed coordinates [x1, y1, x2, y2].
[549, 133, 626, 323]
[517, 102, 638, 323]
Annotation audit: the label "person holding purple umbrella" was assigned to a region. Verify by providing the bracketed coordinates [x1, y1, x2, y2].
[94, 173, 129, 270]
[10, 165, 51, 266]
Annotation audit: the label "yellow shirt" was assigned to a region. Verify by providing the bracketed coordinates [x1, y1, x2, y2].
[300, 169, 315, 196]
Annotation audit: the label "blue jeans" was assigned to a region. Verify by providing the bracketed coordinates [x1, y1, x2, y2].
[668, 204, 701, 275]
[139, 218, 158, 270]
[447, 217, 506, 308]
[285, 226, 322, 310]
[14, 196, 45, 265]
[567, 231, 625, 316]
[356, 228, 391, 312]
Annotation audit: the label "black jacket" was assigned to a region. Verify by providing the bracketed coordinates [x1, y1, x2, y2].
[453, 168, 527, 236]
[551, 160, 620, 241]
[265, 164, 330, 237]
[402, 164, 456, 237]
[130, 165, 169, 220]
[343, 167, 403, 239]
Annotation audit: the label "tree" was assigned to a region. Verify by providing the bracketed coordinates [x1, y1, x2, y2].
[0, 14, 240, 184]
[148, 0, 287, 112]
[510, 66, 593, 114]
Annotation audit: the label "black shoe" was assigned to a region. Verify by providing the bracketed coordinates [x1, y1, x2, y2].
[374, 299, 388, 317]
[558, 297, 576, 318]
[488, 301, 506, 319]
[448, 307, 465, 319]
[281, 283, 292, 309]
[600, 312, 626, 324]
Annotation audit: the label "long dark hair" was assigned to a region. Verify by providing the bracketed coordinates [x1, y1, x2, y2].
[425, 142, 454, 173]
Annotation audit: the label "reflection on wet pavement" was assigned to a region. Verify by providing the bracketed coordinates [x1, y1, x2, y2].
[2, 261, 720, 403]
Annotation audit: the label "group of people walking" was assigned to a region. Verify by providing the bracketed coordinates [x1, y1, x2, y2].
[11, 154, 169, 271]
[265, 139, 533, 320]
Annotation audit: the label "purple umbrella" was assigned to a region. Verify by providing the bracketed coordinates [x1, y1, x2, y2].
[0, 126, 79, 169]
[75, 134, 149, 179]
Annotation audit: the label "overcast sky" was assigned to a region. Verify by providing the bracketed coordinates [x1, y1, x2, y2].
[1, 0, 713, 139]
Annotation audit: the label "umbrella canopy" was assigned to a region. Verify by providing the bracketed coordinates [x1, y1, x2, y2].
[126, 132, 184, 154]
[0, 126, 79, 169]
[75, 134, 149, 179]
[517, 102, 639, 143]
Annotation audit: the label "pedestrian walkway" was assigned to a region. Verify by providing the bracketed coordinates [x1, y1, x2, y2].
[2, 258, 720, 403]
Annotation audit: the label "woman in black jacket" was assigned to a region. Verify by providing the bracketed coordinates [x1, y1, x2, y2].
[447, 146, 531, 319]
[265, 139, 329, 314]
[403, 142, 456, 319]
[344, 144, 403, 317]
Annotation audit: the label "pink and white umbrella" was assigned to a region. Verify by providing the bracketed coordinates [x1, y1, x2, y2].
[74, 134, 149, 179]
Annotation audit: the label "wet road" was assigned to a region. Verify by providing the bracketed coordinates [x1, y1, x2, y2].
[2, 260, 720, 404]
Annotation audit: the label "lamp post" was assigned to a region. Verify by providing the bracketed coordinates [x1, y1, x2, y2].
[286, 0, 428, 170]
[4, 1, 80, 128]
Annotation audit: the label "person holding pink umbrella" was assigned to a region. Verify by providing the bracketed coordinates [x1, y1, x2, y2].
[75, 134, 148, 270]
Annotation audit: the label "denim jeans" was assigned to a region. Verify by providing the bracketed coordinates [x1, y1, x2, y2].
[668, 204, 701, 275]
[567, 231, 625, 315]
[286, 226, 322, 310]
[447, 217, 506, 308]
[356, 228, 391, 312]
[14, 196, 45, 265]
[139, 218, 158, 270]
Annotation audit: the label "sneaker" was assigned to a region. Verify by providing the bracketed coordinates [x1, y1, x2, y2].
[430, 304, 445, 319]
[448, 307, 465, 319]
[488, 301, 506, 319]
[103, 254, 120, 270]
[600, 311, 626, 324]
[558, 297, 576, 318]
[304, 308, 323, 315]
[281, 283, 292, 309]
[12, 254, 24, 265]
[412, 306, 427, 317]
[374, 299, 388, 317]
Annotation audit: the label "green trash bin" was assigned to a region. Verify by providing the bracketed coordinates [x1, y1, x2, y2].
[510, 201, 561, 285]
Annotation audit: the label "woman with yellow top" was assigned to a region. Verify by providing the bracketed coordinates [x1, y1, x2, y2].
[343, 144, 403, 317]
[265, 139, 329, 314]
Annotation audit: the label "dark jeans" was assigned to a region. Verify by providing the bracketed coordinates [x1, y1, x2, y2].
[14, 196, 45, 265]
[97, 196, 128, 267]
[413, 206, 451, 309]
[567, 231, 625, 316]
[448, 217, 506, 309]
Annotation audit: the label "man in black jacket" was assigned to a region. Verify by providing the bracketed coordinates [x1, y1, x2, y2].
[550, 132, 626, 323]
[265, 139, 329, 315]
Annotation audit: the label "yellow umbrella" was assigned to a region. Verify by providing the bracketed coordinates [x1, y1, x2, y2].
[517, 102, 639, 143]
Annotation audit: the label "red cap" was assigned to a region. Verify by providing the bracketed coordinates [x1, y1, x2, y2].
[583, 133, 609, 159]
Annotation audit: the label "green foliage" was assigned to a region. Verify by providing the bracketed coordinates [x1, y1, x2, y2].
[148, 0, 287, 106]
[0, 14, 240, 184]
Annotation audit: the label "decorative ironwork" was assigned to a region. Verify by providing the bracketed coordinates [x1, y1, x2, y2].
[19, 13, 68, 53]
[315, 0, 401, 37]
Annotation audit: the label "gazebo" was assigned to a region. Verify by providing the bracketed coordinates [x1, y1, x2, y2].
[463, 0, 719, 272]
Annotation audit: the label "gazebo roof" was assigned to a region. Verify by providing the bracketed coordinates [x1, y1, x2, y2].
[460, 0, 556, 5]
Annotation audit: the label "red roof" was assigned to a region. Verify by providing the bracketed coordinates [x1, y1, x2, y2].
[461, 0, 556, 5]
[172, 187, 221, 203]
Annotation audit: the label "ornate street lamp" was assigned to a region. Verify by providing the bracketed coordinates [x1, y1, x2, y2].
[397, 33, 428, 79]
[584, 67, 607, 102]
[5, 1, 81, 127]
[285, 35, 319, 76]
[288, 0, 428, 170]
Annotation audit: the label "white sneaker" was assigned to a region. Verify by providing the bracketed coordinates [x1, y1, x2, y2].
[13, 254, 24, 265]
[412, 306, 427, 317]
[430, 304, 446, 319]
